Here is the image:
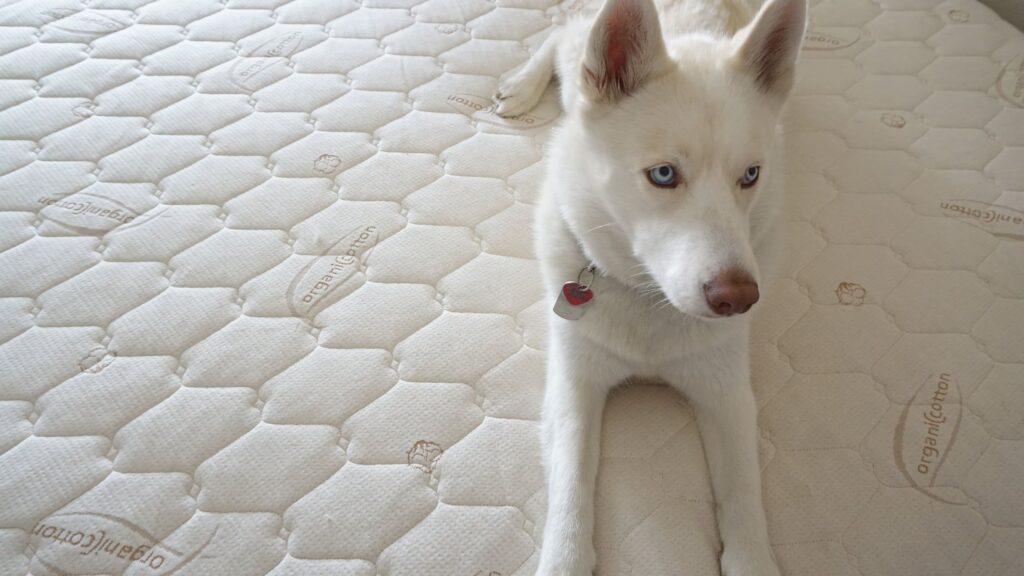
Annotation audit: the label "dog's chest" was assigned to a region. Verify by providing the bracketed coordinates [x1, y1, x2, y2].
[563, 279, 739, 370]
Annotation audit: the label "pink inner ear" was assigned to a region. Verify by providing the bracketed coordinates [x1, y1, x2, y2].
[744, 0, 804, 93]
[602, 0, 643, 93]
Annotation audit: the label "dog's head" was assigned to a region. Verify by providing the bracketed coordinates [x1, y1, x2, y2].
[562, 0, 805, 319]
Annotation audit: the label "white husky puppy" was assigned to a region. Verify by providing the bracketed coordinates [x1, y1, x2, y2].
[494, 0, 806, 574]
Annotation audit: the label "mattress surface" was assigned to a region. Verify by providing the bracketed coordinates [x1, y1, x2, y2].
[1, 0, 1023, 574]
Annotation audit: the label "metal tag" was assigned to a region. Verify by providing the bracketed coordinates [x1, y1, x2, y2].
[553, 281, 594, 321]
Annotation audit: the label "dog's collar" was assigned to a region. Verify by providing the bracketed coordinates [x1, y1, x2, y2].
[575, 263, 597, 291]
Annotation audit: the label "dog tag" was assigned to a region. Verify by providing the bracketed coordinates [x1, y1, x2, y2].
[553, 281, 594, 321]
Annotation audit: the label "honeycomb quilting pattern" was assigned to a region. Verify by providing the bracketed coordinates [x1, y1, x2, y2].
[0, 0, 1022, 575]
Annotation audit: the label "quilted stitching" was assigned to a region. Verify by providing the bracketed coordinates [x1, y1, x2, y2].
[0, 0, 1021, 575]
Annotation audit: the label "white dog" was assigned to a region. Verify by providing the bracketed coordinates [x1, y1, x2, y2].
[494, 0, 806, 574]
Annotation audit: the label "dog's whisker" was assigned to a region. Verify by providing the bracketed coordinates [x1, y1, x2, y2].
[584, 222, 616, 235]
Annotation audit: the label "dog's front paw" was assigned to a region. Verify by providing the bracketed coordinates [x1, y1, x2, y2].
[534, 563, 594, 576]
[535, 544, 596, 576]
[493, 69, 546, 118]
[720, 545, 782, 576]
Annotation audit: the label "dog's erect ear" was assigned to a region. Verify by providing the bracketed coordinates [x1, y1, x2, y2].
[731, 0, 806, 99]
[581, 0, 669, 102]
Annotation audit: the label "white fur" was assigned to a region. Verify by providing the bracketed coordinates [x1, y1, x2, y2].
[497, 0, 806, 574]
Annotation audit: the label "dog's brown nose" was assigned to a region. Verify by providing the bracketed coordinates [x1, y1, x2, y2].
[703, 268, 759, 316]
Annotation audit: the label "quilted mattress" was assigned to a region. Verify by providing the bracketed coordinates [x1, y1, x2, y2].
[1, 0, 1023, 574]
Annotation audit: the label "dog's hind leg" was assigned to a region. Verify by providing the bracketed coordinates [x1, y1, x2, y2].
[494, 31, 559, 117]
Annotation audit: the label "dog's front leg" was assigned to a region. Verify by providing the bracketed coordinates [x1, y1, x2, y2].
[537, 331, 625, 576]
[673, 336, 780, 576]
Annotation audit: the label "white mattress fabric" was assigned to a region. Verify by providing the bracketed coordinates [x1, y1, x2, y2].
[0, 0, 1022, 574]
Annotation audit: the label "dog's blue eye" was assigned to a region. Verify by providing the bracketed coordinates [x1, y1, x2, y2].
[646, 164, 679, 188]
[740, 165, 760, 189]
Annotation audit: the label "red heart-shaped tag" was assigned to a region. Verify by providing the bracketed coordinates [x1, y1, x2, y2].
[562, 282, 593, 306]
